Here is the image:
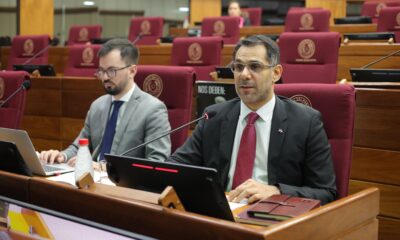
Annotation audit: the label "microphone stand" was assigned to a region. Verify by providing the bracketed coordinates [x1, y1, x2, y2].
[121, 114, 209, 156]
[22, 39, 57, 65]
[0, 81, 30, 108]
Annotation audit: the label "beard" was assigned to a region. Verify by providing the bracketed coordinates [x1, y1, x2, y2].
[102, 79, 123, 96]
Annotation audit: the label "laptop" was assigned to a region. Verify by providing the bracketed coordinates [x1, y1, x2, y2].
[350, 68, 400, 82]
[104, 154, 235, 221]
[13, 64, 56, 76]
[0, 128, 74, 176]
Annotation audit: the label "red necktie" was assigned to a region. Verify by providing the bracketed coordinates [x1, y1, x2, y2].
[232, 112, 259, 189]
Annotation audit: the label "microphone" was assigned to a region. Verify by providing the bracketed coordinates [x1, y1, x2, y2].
[131, 33, 143, 45]
[22, 37, 60, 65]
[0, 80, 31, 108]
[361, 49, 400, 69]
[120, 111, 217, 156]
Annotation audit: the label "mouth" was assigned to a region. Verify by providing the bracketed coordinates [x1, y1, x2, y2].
[103, 80, 114, 88]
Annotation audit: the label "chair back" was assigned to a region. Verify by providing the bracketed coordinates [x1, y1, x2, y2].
[201, 16, 240, 44]
[377, 6, 400, 33]
[64, 45, 101, 77]
[0, 71, 30, 129]
[6, 35, 50, 70]
[128, 17, 164, 45]
[361, 1, 400, 23]
[171, 36, 223, 80]
[275, 84, 356, 198]
[135, 66, 196, 152]
[67, 25, 102, 45]
[279, 32, 341, 84]
[284, 8, 330, 32]
[242, 8, 262, 26]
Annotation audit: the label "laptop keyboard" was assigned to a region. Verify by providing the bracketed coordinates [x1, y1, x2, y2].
[44, 164, 64, 172]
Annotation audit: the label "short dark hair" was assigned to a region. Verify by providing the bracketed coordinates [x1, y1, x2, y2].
[232, 35, 280, 65]
[98, 38, 139, 65]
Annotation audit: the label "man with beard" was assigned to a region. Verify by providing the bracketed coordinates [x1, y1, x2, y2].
[168, 35, 336, 205]
[40, 39, 171, 165]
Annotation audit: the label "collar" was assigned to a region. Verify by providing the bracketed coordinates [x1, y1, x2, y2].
[239, 93, 276, 123]
[111, 83, 136, 103]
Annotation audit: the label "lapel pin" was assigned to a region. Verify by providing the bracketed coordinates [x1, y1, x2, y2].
[278, 128, 284, 134]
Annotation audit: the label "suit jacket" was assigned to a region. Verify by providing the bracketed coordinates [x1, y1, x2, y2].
[169, 96, 336, 204]
[63, 86, 171, 161]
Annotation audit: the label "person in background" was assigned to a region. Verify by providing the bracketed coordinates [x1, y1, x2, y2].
[168, 35, 336, 205]
[39, 39, 171, 165]
[228, 0, 251, 27]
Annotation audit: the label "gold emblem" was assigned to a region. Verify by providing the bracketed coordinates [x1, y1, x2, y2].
[81, 47, 94, 66]
[297, 39, 316, 60]
[23, 39, 34, 56]
[213, 20, 225, 36]
[140, 20, 151, 35]
[143, 74, 163, 97]
[0, 77, 5, 101]
[300, 13, 314, 30]
[290, 95, 312, 107]
[187, 42, 203, 63]
[78, 27, 89, 41]
[376, 3, 386, 16]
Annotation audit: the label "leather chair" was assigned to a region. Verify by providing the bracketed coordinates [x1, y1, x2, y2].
[64, 45, 101, 77]
[377, 6, 400, 40]
[201, 16, 240, 44]
[275, 84, 356, 198]
[242, 8, 262, 26]
[67, 25, 102, 45]
[171, 36, 223, 81]
[6, 35, 50, 70]
[0, 71, 30, 129]
[135, 65, 196, 152]
[128, 17, 164, 45]
[279, 32, 341, 84]
[361, 1, 400, 23]
[284, 8, 330, 32]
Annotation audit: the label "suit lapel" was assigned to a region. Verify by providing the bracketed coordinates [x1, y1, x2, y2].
[219, 101, 240, 186]
[111, 87, 142, 154]
[93, 96, 112, 160]
[268, 96, 288, 184]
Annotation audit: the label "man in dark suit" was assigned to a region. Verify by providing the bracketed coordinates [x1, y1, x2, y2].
[168, 35, 336, 205]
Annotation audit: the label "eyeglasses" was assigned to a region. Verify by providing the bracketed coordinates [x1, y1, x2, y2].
[230, 61, 275, 73]
[95, 65, 131, 79]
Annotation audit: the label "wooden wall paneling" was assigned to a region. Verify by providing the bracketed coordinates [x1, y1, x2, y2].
[29, 138, 61, 152]
[352, 147, 400, 185]
[21, 116, 60, 140]
[19, 0, 54, 36]
[378, 216, 400, 240]
[61, 118, 85, 145]
[138, 45, 172, 65]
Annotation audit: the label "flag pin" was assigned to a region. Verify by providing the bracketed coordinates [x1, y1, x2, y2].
[278, 128, 283, 133]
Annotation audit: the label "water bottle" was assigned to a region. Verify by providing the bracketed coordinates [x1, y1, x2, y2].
[75, 138, 94, 182]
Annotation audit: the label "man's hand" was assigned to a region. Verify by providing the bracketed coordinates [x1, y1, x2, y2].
[39, 150, 65, 164]
[228, 179, 280, 204]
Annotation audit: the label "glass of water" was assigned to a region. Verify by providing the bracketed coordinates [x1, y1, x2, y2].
[97, 159, 107, 183]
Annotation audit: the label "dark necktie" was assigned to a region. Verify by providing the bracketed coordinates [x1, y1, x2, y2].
[99, 101, 124, 160]
[232, 112, 259, 189]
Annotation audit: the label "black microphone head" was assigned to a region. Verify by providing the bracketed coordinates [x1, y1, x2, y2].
[50, 37, 60, 46]
[204, 111, 217, 120]
[22, 80, 31, 90]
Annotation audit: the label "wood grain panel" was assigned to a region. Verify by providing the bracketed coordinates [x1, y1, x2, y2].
[20, 0, 53, 36]
[354, 89, 400, 150]
[352, 147, 400, 185]
[21, 116, 60, 140]
[349, 180, 400, 218]
[62, 91, 102, 118]
[339, 219, 378, 240]
[24, 89, 62, 116]
[61, 118, 85, 143]
[378, 216, 400, 240]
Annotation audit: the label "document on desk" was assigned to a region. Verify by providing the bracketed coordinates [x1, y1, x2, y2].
[47, 172, 115, 186]
[228, 198, 248, 211]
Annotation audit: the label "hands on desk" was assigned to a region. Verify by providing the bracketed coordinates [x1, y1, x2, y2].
[39, 150, 65, 164]
[228, 179, 280, 204]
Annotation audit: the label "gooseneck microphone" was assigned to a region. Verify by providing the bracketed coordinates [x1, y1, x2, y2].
[120, 111, 217, 156]
[131, 33, 143, 45]
[22, 37, 60, 65]
[0, 80, 31, 108]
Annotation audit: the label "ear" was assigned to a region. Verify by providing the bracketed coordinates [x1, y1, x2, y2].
[272, 64, 283, 83]
[129, 64, 137, 80]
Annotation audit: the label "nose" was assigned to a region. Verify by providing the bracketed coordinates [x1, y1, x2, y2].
[239, 66, 252, 79]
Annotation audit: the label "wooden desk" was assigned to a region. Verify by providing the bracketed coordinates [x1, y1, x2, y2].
[0, 171, 378, 240]
[2, 42, 399, 82]
[0, 170, 30, 202]
[169, 24, 378, 38]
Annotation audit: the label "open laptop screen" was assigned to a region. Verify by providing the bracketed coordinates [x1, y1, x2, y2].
[104, 154, 235, 221]
[13, 64, 56, 76]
